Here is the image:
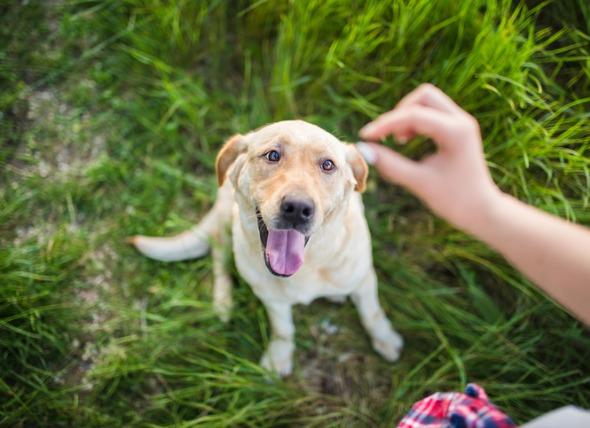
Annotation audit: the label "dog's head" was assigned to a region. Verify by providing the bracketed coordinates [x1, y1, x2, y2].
[216, 120, 368, 277]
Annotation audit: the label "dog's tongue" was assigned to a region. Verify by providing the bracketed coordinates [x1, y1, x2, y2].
[265, 229, 305, 276]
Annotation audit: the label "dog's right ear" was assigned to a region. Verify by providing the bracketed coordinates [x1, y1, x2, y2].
[216, 134, 245, 186]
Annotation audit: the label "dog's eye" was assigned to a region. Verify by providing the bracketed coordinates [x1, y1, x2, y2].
[265, 150, 281, 162]
[320, 159, 335, 172]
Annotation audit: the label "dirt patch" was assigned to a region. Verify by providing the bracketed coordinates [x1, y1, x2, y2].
[17, 86, 108, 179]
[56, 239, 119, 392]
[296, 312, 392, 412]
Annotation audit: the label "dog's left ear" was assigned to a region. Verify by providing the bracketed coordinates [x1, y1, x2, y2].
[346, 144, 368, 192]
[216, 134, 245, 186]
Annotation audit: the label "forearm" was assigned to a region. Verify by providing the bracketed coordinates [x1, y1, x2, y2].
[466, 192, 590, 325]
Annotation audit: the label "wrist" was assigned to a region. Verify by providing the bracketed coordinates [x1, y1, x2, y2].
[458, 185, 507, 240]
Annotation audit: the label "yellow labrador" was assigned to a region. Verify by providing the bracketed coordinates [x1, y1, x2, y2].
[130, 120, 403, 376]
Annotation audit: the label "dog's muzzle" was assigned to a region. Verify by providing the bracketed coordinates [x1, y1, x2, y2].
[256, 206, 310, 277]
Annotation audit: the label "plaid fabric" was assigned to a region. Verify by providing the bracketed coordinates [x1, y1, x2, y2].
[397, 383, 516, 428]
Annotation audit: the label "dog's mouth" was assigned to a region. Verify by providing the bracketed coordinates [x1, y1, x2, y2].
[256, 207, 310, 277]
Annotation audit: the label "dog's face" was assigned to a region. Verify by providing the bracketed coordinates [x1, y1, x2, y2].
[216, 120, 367, 277]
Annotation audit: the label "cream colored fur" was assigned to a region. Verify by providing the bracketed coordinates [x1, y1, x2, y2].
[130, 120, 403, 376]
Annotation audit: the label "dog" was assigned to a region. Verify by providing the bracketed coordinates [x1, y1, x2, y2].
[129, 120, 403, 376]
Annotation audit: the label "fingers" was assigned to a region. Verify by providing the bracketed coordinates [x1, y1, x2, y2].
[360, 84, 472, 144]
[365, 143, 424, 189]
[360, 105, 458, 150]
[395, 83, 463, 115]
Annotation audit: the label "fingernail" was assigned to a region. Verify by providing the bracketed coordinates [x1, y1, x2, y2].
[359, 123, 376, 137]
[355, 142, 377, 165]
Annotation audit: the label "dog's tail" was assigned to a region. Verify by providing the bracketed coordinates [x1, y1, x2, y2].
[128, 183, 233, 262]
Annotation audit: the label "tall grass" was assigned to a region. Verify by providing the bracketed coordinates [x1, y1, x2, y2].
[1, 0, 589, 426]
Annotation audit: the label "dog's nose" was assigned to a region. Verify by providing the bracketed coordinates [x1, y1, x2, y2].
[280, 197, 315, 225]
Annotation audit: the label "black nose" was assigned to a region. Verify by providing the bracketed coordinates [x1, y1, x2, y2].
[280, 197, 315, 226]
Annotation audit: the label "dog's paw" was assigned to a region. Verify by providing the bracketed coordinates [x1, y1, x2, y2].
[260, 340, 294, 377]
[260, 352, 292, 377]
[372, 329, 404, 362]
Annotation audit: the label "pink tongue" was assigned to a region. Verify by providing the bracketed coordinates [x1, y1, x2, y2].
[265, 229, 305, 276]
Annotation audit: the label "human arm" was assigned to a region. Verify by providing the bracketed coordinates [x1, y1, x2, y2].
[358, 83, 590, 325]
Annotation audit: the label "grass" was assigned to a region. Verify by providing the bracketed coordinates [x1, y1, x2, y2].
[1, 0, 589, 426]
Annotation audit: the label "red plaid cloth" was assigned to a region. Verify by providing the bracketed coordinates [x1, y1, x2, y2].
[397, 383, 516, 428]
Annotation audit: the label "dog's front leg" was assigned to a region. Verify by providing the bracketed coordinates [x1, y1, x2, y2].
[352, 270, 404, 362]
[259, 300, 295, 377]
[211, 226, 233, 323]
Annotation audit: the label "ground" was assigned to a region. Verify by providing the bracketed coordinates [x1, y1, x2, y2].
[1, 1, 589, 427]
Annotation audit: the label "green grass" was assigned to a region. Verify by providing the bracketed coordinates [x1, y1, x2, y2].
[1, 0, 589, 426]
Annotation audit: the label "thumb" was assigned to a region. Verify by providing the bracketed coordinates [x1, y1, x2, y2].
[366, 143, 424, 190]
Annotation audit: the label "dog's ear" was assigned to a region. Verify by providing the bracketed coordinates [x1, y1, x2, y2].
[216, 134, 245, 186]
[346, 144, 368, 192]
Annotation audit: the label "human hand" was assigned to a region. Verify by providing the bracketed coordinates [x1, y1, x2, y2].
[358, 84, 502, 233]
